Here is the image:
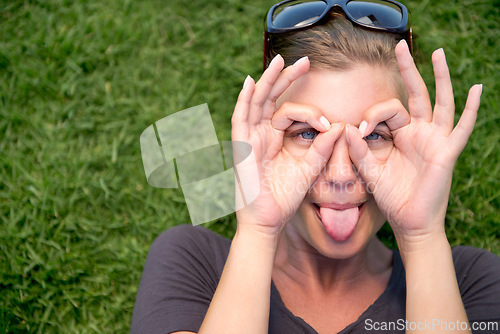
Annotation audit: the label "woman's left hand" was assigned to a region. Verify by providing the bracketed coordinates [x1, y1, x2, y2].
[346, 40, 482, 244]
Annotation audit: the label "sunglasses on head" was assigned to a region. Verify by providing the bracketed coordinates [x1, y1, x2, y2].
[264, 0, 412, 69]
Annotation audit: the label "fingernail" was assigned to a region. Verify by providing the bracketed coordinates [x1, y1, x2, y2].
[345, 124, 351, 145]
[334, 122, 345, 132]
[319, 116, 330, 131]
[294, 56, 309, 66]
[398, 39, 411, 53]
[270, 54, 282, 67]
[478, 84, 483, 96]
[358, 120, 367, 138]
[436, 47, 445, 57]
[243, 75, 252, 90]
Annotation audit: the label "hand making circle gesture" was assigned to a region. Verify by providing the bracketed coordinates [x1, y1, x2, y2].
[231, 55, 344, 235]
[346, 40, 482, 242]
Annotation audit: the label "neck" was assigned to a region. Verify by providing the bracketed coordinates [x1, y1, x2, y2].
[273, 224, 393, 296]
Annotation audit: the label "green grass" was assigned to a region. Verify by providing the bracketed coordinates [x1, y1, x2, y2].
[0, 0, 498, 332]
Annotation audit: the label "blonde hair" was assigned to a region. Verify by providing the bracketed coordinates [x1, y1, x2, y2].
[267, 13, 408, 104]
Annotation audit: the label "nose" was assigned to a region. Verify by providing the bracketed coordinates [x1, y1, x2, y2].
[322, 127, 357, 189]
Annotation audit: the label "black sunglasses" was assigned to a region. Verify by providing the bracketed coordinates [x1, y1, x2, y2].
[264, 0, 412, 69]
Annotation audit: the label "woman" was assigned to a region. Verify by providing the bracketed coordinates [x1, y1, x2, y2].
[132, 1, 500, 333]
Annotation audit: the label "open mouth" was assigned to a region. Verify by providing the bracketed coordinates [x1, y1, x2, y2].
[313, 202, 366, 242]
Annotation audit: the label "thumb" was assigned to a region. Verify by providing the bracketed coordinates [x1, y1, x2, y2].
[346, 124, 384, 192]
[300, 123, 344, 186]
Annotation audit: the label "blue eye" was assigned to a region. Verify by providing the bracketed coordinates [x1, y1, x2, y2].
[299, 130, 318, 140]
[364, 132, 382, 141]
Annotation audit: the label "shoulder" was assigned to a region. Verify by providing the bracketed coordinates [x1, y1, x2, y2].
[148, 224, 231, 270]
[451, 245, 500, 324]
[131, 225, 232, 334]
[452, 245, 500, 279]
[152, 224, 230, 248]
[153, 223, 229, 245]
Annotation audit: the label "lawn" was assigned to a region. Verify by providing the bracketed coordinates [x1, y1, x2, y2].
[0, 0, 498, 332]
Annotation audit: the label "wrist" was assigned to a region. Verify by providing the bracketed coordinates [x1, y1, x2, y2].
[400, 229, 469, 331]
[391, 216, 446, 247]
[234, 221, 281, 252]
[236, 210, 284, 237]
[394, 228, 450, 266]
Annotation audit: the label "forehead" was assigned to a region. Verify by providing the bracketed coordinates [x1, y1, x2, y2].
[277, 65, 399, 125]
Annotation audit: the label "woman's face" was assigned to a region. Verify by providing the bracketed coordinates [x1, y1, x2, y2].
[277, 65, 400, 259]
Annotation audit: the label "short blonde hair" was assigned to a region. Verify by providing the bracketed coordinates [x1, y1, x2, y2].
[267, 13, 408, 104]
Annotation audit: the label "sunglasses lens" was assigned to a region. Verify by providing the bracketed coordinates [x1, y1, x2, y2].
[346, 0, 403, 28]
[272, 1, 328, 29]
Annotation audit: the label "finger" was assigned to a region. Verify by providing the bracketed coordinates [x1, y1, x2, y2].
[247, 54, 285, 125]
[231, 75, 255, 142]
[432, 48, 455, 134]
[262, 56, 310, 120]
[448, 84, 482, 156]
[395, 40, 433, 122]
[359, 98, 410, 137]
[271, 102, 330, 132]
[346, 124, 384, 190]
[301, 123, 344, 182]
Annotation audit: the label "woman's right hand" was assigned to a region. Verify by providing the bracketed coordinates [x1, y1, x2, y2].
[231, 55, 343, 236]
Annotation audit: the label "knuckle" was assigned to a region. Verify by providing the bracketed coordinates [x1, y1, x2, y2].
[280, 101, 292, 110]
[231, 112, 245, 126]
[390, 98, 404, 108]
[280, 66, 294, 82]
[277, 101, 296, 114]
[236, 95, 246, 104]
[250, 101, 262, 112]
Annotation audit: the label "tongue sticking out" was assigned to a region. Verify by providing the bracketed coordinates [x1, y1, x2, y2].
[319, 206, 360, 242]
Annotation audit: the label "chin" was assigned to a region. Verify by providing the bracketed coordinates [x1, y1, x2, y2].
[290, 197, 386, 260]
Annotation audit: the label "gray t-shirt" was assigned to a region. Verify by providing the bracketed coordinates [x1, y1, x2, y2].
[131, 225, 500, 333]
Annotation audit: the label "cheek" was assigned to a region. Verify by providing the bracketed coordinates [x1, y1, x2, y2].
[367, 196, 385, 224]
[362, 198, 386, 230]
[368, 142, 393, 161]
[355, 145, 391, 193]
